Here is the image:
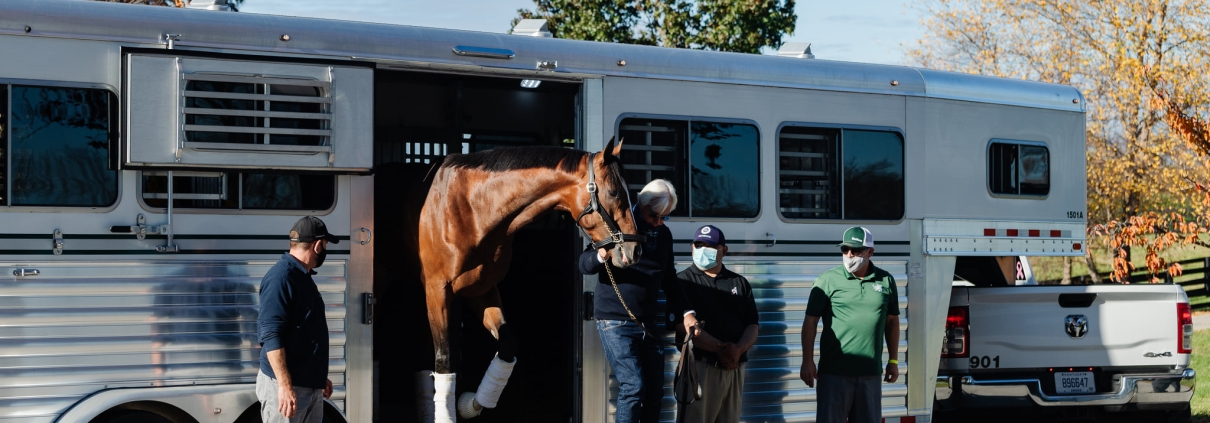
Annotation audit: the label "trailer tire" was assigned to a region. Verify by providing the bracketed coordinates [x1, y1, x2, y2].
[231, 402, 346, 423]
[91, 410, 176, 423]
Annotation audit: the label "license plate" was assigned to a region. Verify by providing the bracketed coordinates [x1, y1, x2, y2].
[1055, 371, 1094, 394]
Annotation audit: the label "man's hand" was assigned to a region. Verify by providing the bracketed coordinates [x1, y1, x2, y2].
[597, 248, 610, 262]
[719, 343, 742, 370]
[800, 359, 817, 387]
[884, 363, 899, 383]
[324, 378, 333, 399]
[683, 313, 700, 337]
[277, 382, 297, 418]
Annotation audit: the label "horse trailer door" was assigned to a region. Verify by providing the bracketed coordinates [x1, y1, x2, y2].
[124, 53, 373, 172]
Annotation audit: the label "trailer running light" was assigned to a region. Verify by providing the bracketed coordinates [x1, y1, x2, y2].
[1179, 303, 1193, 354]
[942, 306, 969, 358]
[981, 228, 1074, 238]
[520, 79, 541, 88]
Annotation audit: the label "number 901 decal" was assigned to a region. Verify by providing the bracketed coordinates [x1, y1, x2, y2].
[969, 355, 1000, 369]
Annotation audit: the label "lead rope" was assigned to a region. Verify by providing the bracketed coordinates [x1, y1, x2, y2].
[603, 261, 677, 347]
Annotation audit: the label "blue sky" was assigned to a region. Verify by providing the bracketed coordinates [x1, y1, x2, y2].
[239, 0, 924, 65]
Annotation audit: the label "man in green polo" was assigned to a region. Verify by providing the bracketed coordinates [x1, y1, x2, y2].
[799, 227, 900, 423]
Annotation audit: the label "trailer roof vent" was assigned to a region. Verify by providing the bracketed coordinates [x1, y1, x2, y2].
[777, 42, 815, 59]
[513, 19, 553, 38]
[187, 0, 232, 11]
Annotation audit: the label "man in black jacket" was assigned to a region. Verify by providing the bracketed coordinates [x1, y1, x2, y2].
[257, 216, 336, 423]
[670, 225, 759, 423]
[579, 179, 685, 423]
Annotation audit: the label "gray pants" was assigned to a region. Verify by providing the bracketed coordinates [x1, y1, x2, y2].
[816, 373, 882, 423]
[678, 362, 744, 423]
[257, 371, 324, 423]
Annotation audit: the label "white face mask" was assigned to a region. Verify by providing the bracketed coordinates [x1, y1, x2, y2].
[843, 254, 866, 273]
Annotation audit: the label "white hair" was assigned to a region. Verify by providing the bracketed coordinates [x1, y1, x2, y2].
[637, 179, 678, 215]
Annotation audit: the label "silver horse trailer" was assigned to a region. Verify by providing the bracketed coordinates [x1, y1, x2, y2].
[0, 2, 1086, 422]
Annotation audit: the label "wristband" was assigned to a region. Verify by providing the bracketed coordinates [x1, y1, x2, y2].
[887, 359, 898, 365]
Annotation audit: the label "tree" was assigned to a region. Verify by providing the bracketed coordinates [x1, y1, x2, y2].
[908, 0, 1210, 282]
[513, 0, 796, 54]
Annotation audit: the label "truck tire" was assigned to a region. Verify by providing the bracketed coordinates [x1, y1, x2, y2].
[1165, 408, 1192, 423]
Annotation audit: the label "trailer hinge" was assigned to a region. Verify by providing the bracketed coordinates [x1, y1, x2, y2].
[163, 33, 181, 49]
[52, 230, 63, 256]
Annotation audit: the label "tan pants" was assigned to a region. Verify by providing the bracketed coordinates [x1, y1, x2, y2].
[677, 361, 745, 423]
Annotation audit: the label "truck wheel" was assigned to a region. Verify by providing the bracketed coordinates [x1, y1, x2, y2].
[1165, 408, 1192, 423]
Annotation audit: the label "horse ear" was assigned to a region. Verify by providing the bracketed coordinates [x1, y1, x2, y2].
[607, 137, 624, 158]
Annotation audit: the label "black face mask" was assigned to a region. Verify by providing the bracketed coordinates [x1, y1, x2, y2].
[314, 243, 327, 268]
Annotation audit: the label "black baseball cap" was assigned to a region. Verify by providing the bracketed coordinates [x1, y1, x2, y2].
[290, 216, 339, 244]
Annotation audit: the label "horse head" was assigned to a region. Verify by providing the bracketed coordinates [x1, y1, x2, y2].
[576, 137, 643, 268]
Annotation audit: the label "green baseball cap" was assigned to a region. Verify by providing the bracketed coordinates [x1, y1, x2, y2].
[839, 226, 873, 249]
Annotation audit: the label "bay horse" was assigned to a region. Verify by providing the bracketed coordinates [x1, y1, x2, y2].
[417, 138, 642, 422]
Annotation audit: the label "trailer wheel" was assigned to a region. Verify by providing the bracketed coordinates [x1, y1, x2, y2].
[232, 402, 346, 423]
[91, 410, 176, 423]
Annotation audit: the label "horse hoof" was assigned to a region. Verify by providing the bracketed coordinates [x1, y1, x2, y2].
[457, 392, 482, 418]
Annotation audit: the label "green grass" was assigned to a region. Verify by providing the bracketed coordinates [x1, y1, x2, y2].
[1195, 329, 1210, 421]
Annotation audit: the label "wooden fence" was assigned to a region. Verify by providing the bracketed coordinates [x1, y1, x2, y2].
[1040, 257, 1210, 308]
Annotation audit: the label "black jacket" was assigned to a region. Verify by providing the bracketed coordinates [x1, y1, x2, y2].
[579, 213, 679, 324]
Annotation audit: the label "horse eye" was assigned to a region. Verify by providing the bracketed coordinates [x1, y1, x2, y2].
[608, 190, 619, 198]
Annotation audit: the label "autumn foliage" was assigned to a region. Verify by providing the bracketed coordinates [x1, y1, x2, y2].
[910, 0, 1210, 283]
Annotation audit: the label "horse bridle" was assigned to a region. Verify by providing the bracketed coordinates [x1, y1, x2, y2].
[575, 153, 646, 252]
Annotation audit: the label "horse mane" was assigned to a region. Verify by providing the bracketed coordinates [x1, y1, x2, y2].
[442, 146, 590, 174]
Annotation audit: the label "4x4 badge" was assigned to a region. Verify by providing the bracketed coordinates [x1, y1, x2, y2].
[1066, 315, 1089, 338]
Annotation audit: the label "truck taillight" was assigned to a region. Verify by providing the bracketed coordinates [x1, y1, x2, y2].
[1178, 303, 1192, 354]
[942, 306, 969, 358]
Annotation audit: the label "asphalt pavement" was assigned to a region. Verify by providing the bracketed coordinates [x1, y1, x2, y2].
[1195, 312, 1210, 331]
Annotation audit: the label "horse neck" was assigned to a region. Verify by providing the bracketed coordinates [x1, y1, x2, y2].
[471, 168, 582, 235]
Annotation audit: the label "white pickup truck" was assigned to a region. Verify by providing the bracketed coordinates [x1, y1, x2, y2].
[935, 256, 1196, 422]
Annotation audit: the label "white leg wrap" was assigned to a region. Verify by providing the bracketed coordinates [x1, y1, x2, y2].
[457, 392, 482, 418]
[414, 371, 435, 423]
[473, 355, 516, 409]
[432, 373, 456, 423]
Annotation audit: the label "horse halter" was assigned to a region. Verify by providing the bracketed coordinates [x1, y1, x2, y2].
[575, 153, 647, 251]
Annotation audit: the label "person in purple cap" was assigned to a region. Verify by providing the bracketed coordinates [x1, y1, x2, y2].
[668, 224, 759, 423]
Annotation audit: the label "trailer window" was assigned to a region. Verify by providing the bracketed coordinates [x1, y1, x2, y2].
[0, 85, 6, 205]
[184, 78, 328, 147]
[989, 141, 1049, 196]
[618, 117, 759, 218]
[1, 85, 118, 207]
[777, 126, 904, 220]
[141, 171, 334, 211]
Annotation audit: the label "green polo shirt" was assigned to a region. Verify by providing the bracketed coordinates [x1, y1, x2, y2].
[805, 264, 899, 376]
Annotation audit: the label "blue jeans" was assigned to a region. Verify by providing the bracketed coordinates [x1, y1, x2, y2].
[597, 319, 664, 423]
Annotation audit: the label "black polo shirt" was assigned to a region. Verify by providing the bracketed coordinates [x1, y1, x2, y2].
[670, 264, 759, 363]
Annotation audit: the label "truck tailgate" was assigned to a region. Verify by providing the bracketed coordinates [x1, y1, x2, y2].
[964, 285, 1186, 369]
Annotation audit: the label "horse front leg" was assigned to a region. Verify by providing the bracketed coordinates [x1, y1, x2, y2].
[425, 281, 456, 423]
[457, 287, 518, 419]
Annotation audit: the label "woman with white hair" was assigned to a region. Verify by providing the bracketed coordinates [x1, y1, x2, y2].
[579, 178, 685, 423]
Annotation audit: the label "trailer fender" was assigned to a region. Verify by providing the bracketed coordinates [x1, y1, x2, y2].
[56, 384, 258, 423]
